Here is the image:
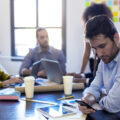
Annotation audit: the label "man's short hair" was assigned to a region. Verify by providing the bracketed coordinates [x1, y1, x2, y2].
[36, 27, 46, 37]
[82, 3, 113, 23]
[85, 15, 118, 41]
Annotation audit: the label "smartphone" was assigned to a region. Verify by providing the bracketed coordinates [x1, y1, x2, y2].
[75, 100, 96, 110]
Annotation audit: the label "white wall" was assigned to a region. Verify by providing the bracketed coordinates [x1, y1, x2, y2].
[0, 0, 87, 75]
[0, 0, 24, 75]
[66, 0, 86, 73]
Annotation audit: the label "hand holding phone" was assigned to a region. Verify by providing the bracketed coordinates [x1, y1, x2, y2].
[75, 100, 96, 110]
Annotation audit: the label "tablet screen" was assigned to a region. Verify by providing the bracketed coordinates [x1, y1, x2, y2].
[37, 105, 75, 118]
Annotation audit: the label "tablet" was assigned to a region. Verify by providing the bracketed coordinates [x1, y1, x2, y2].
[37, 105, 76, 118]
[41, 58, 63, 84]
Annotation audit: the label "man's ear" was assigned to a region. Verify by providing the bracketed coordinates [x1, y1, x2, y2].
[114, 33, 120, 46]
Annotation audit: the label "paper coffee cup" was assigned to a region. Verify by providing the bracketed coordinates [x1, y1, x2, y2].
[63, 76, 73, 96]
[24, 76, 35, 98]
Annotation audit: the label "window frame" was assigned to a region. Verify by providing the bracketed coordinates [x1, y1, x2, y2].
[10, 0, 66, 61]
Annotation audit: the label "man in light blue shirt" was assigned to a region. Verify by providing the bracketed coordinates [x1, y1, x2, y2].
[79, 15, 120, 114]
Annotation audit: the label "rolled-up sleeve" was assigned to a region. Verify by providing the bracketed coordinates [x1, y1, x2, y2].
[19, 49, 34, 75]
[99, 75, 120, 113]
[83, 62, 103, 100]
[58, 51, 66, 74]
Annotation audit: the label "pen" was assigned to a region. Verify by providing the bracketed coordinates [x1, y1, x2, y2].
[21, 98, 57, 105]
[42, 114, 49, 120]
[62, 103, 76, 108]
[57, 96, 74, 101]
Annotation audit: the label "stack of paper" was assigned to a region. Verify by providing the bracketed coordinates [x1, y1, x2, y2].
[0, 88, 20, 100]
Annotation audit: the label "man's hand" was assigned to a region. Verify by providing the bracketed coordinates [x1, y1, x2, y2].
[82, 93, 96, 105]
[22, 68, 31, 76]
[8, 77, 24, 84]
[66, 72, 82, 78]
[78, 93, 96, 114]
[37, 70, 46, 78]
[2, 77, 23, 86]
[78, 103, 95, 114]
[73, 78, 86, 83]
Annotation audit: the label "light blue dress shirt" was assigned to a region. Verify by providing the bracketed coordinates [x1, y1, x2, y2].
[83, 50, 120, 113]
[19, 45, 66, 76]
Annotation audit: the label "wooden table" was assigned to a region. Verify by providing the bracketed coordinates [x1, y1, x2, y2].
[0, 90, 83, 120]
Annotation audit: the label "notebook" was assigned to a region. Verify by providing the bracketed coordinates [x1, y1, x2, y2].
[0, 88, 20, 100]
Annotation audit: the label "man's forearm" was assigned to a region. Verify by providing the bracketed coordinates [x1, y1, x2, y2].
[1, 80, 10, 86]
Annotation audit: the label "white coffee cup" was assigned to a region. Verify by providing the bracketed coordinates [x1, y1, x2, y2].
[63, 76, 73, 96]
[24, 76, 35, 98]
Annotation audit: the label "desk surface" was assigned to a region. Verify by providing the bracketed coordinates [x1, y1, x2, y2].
[0, 90, 83, 120]
[1, 90, 120, 120]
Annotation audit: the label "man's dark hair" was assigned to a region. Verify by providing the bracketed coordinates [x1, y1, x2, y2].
[85, 15, 118, 41]
[82, 3, 113, 23]
[36, 27, 46, 37]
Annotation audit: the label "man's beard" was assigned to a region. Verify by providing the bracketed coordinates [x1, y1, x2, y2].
[41, 44, 49, 51]
[100, 44, 119, 64]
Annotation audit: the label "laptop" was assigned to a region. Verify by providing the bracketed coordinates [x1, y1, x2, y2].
[41, 58, 63, 84]
[15, 58, 63, 87]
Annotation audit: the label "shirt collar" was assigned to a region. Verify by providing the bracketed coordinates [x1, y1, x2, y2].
[114, 50, 120, 62]
[107, 50, 120, 69]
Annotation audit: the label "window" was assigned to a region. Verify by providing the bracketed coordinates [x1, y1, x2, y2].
[11, 0, 66, 58]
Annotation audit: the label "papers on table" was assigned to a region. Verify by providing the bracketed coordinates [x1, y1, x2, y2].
[0, 88, 20, 100]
